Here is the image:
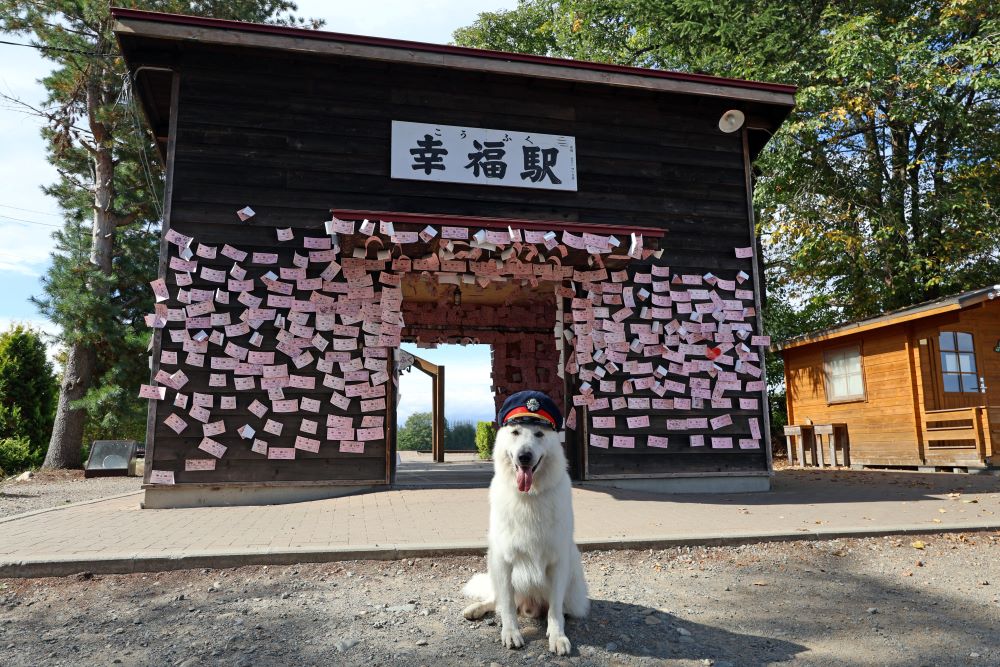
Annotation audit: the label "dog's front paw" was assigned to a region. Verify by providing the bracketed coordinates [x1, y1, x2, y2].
[500, 626, 525, 649]
[548, 633, 571, 655]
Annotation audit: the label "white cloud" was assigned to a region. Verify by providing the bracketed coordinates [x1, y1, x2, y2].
[0, 222, 57, 276]
[397, 358, 495, 424]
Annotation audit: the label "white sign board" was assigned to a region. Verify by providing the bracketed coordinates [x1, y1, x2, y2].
[390, 121, 577, 192]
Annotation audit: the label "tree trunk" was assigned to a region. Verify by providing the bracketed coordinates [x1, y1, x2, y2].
[42, 342, 96, 468]
[42, 77, 115, 469]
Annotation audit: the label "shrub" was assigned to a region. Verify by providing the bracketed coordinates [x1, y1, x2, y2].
[0, 325, 56, 463]
[475, 421, 497, 460]
[0, 436, 33, 477]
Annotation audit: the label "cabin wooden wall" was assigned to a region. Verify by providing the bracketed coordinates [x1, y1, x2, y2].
[784, 299, 1000, 467]
[146, 42, 768, 484]
[784, 327, 921, 465]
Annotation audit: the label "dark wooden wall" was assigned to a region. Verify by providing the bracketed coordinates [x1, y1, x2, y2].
[150, 43, 766, 483]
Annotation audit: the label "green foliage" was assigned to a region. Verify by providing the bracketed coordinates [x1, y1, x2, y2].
[398, 411, 433, 451]
[0, 325, 56, 464]
[475, 421, 497, 460]
[0, 1, 323, 455]
[0, 436, 33, 477]
[455, 0, 1000, 321]
[445, 420, 477, 450]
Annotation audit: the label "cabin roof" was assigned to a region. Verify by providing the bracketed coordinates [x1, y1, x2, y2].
[774, 286, 1000, 352]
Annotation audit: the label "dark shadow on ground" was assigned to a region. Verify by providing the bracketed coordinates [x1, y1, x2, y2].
[577, 468, 1000, 506]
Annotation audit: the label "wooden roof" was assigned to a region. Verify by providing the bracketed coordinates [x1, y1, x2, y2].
[774, 286, 1000, 352]
[111, 8, 796, 161]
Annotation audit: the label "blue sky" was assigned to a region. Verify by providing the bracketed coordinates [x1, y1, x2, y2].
[0, 1, 512, 413]
[398, 343, 495, 424]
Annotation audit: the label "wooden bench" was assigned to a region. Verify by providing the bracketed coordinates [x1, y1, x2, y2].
[783, 425, 816, 467]
[813, 423, 850, 467]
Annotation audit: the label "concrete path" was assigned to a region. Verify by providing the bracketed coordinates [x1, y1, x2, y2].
[1, 468, 999, 577]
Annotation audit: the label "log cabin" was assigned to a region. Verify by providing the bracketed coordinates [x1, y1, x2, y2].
[776, 286, 1000, 471]
[112, 8, 796, 507]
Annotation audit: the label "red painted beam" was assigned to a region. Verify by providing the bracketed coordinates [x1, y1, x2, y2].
[329, 209, 667, 238]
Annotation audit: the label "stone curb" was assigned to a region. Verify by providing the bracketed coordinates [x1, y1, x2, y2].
[2, 522, 998, 579]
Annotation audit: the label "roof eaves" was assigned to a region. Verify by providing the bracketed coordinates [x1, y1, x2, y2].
[772, 286, 1000, 352]
[110, 8, 797, 106]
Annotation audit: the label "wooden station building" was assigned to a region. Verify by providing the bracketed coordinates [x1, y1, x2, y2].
[777, 286, 1000, 471]
[113, 8, 796, 507]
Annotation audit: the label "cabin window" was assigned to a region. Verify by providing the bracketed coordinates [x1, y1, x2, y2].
[823, 345, 865, 403]
[939, 331, 979, 393]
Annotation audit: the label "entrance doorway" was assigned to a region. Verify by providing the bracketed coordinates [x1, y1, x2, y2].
[390, 274, 565, 485]
[394, 343, 495, 486]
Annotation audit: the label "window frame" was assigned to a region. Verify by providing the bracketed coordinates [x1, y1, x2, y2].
[822, 343, 867, 405]
[938, 330, 980, 394]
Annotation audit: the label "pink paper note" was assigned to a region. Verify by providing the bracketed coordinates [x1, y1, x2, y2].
[198, 437, 227, 458]
[163, 413, 187, 434]
[149, 470, 175, 484]
[273, 399, 298, 413]
[138, 384, 166, 400]
[267, 447, 296, 459]
[294, 435, 320, 453]
[339, 441, 365, 454]
[612, 435, 635, 448]
[647, 435, 669, 448]
[626, 415, 650, 429]
[590, 434, 610, 449]
[735, 246, 753, 259]
[248, 399, 268, 418]
[202, 420, 226, 437]
[592, 416, 616, 428]
[710, 414, 733, 430]
[185, 459, 216, 471]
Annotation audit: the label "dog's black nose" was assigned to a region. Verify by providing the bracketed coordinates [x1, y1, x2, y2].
[517, 452, 532, 465]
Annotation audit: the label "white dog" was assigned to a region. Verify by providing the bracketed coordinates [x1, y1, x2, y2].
[462, 418, 589, 655]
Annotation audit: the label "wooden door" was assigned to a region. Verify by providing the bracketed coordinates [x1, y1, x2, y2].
[930, 331, 986, 410]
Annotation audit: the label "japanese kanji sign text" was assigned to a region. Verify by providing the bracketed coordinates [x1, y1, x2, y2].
[390, 121, 577, 191]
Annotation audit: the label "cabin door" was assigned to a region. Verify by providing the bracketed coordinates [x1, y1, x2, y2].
[924, 330, 986, 410]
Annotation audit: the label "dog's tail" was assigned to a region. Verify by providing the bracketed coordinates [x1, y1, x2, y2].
[461, 572, 493, 601]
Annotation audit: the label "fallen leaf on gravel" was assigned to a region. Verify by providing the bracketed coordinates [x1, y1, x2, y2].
[938, 508, 947, 513]
[903, 571, 913, 577]
[962, 499, 978, 504]
[752, 581, 768, 586]
[911, 540, 926, 550]
[947, 493, 961, 498]
[932, 519, 942, 523]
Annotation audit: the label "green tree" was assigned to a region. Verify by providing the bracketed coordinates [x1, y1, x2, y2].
[1, 0, 322, 468]
[455, 0, 1000, 321]
[0, 324, 56, 464]
[398, 411, 434, 451]
[445, 420, 477, 450]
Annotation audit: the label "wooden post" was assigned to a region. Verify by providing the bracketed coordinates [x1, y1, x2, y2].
[434, 365, 446, 463]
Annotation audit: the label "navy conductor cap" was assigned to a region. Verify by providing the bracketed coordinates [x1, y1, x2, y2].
[497, 390, 562, 431]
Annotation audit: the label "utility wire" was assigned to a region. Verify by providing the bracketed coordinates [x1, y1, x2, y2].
[0, 203, 63, 217]
[0, 213, 61, 228]
[0, 38, 116, 58]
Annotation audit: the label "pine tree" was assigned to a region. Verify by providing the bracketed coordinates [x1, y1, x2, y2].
[0, 1, 321, 468]
[0, 324, 56, 463]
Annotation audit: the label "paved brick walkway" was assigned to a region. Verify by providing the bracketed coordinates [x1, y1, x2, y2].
[1, 469, 999, 577]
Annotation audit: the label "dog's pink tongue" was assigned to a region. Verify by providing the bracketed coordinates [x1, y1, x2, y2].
[516, 466, 533, 492]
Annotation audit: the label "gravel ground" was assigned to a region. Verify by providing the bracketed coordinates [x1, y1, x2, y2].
[1, 533, 997, 667]
[0, 471, 141, 519]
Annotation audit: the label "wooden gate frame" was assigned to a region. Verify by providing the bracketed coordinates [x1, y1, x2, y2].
[409, 354, 446, 463]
